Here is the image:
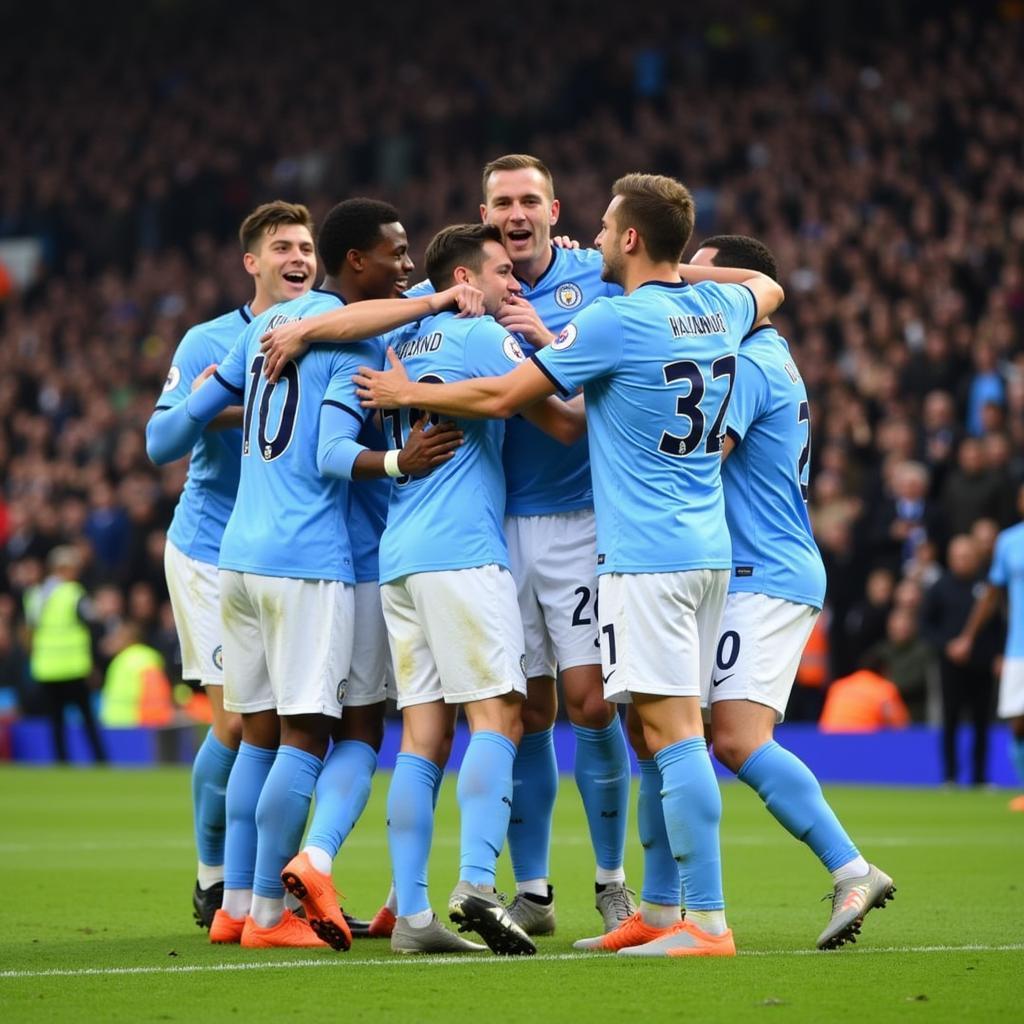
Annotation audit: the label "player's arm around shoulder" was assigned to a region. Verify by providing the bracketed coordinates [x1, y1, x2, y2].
[353, 318, 556, 421]
[680, 263, 784, 326]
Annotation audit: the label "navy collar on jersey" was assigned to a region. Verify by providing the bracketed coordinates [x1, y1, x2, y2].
[635, 279, 690, 291]
[515, 242, 560, 291]
[742, 324, 774, 341]
[312, 287, 346, 305]
[238, 304, 253, 323]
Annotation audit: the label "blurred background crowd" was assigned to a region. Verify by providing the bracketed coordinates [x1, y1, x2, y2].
[1, 1, 1022, 780]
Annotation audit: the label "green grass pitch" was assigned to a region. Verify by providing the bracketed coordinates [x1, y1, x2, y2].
[0, 766, 1020, 1023]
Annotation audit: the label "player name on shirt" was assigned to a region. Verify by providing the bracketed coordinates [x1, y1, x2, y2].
[668, 311, 728, 337]
[394, 332, 443, 359]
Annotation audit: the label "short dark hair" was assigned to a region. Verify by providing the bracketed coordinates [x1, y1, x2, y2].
[424, 223, 503, 291]
[696, 234, 778, 281]
[238, 201, 314, 254]
[611, 173, 695, 263]
[317, 198, 402, 276]
[482, 154, 554, 201]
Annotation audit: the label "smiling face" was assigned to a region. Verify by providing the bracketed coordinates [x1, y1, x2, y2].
[355, 221, 415, 299]
[481, 167, 559, 268]
[245, 223, 316, 308]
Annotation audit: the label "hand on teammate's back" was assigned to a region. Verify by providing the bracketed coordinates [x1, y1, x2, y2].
[354, 347, 409, 408]
[397, 417, 464, 477]
[496, 295, 556, 347]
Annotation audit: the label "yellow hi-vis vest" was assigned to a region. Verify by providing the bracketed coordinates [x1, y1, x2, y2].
[100, 644, 174, 728]
[27, 581, 92, 683]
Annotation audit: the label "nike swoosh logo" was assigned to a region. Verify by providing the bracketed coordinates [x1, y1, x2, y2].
[712, 674, 734, 687]
[602, 670, 616, 685]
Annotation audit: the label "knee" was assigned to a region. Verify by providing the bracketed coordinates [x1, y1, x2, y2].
[711, 727, 754, 775]
[565, 688, 615, 730]
[521, 699, 556, 734]
[216, 713, 243, 750]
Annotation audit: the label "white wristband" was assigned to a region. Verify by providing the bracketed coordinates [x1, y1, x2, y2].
[383, 449, 403, 478]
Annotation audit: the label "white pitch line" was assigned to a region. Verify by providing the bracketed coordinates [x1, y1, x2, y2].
[2, 944, 1022, 981]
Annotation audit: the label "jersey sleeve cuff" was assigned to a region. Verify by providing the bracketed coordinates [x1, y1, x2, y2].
[738, 283, 758, 335]
[530, 353, 572, 398]
[725, 425, 743, 446]
[213, 371, 244, 398]
[322, 399, 365, 425]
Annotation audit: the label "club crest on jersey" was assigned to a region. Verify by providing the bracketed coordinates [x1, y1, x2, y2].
[162, 366, 181, 393]
[502, 335, 526, 363]
[212, 645, 223, 671]
[555, 282, 583, 309]
[336, 678, 347, 704]
[552, 323, 577, 350]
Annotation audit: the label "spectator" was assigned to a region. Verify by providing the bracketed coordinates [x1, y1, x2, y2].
[23, 546, 106, 763]
[819, 658, 911, 734]
[867, 607, 936, 723]
[921, 535, 1002, 785]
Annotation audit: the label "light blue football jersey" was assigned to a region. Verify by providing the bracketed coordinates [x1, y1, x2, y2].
[721, 326, 826, 609]
[153, 306, 250, 564]
[214, 289, 383, 582]
[989, 522, 1024, 658]
[349, 414, 390, 583]
[407, 246, 621, 515]
[502, 246, 621, 515]
[534, 280, 755, 574]
[376, 310, 525, 584]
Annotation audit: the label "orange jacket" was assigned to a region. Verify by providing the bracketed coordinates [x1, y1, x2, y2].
[819, 669, 911, 733]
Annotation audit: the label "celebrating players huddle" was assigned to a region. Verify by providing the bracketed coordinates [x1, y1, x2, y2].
[146, 154, 896, 959]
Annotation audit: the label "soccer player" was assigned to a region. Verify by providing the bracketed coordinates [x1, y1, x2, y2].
[693, 234, 894, 950]
[354, 173, 784, 957]
[949, 482, 1024, 812]
[146, 202, 471, 949]
[149, 201, 316, 929]
[377, 223, 582, 956]
[276, 198, 463, 942]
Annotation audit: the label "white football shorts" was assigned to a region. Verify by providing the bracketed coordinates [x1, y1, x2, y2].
[219, 570, 354, 719]
[708, 592, 820, 722]
[504, 508, 600, 678]
[997, 657, 1024, 719]
[381, 564, 527, 710]
[347, 580, 395, 707]
[164, 539, 223, 687]
[597, 569, 729, 705]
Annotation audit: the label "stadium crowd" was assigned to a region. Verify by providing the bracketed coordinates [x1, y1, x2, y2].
[1, 1, 1023, 778]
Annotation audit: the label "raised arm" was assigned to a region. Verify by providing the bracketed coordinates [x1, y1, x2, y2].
[260, 283, 486, 382]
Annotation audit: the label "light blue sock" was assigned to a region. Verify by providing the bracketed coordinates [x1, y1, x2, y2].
[252, 745, 323, 898]
[458, 731, 517, 887]
[191, 731, 237, 868]
[507, 728, 557, 882]
[388, 753, 442, 917]
[1012, 736, 1024, 785]
[655, 737, 724, 911]
[223, 741, 276, 892]
[637, 759, 681, 906]
[738, 740, 859, 871]
[305, 740, 378, 858]
[573, 719, 630, 871]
